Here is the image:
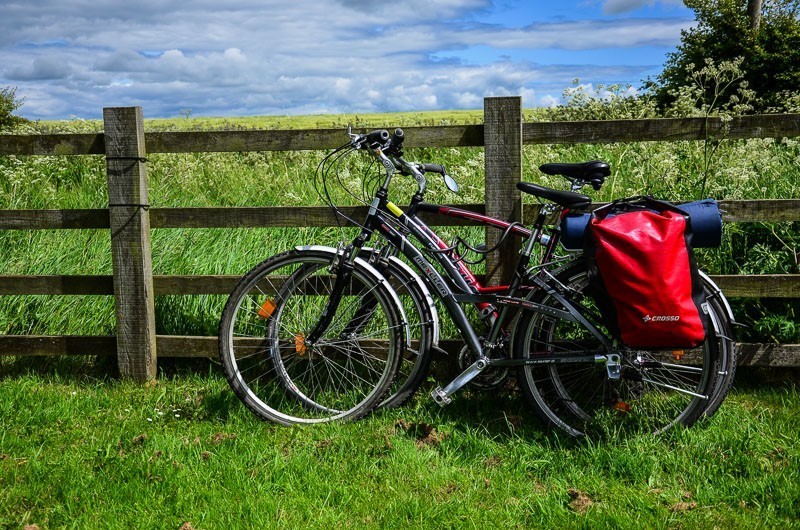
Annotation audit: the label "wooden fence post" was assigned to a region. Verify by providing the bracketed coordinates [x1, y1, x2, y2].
[103, 107, 157, 382]
[483, 96, 523, 286]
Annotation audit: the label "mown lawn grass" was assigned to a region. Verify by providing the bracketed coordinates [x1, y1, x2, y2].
[1, 367, 798, 529]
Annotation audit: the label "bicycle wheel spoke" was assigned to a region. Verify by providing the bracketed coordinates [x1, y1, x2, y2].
[219, 249, 401, 424]
[515, 262, 720, 437]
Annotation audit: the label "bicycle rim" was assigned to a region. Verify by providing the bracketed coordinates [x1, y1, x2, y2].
[514, 263, 720, 437]
[219, 250, 403, 424]
[359, 250, 436, 408]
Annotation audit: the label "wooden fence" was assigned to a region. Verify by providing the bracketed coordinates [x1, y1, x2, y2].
[1, 97, 799, 381]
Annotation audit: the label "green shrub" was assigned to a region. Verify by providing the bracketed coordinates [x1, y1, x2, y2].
[0, 86, 26, 130]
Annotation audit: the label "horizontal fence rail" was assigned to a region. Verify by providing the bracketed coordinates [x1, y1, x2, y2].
[4, 114, 800, 156]
[2, 199, 799, 231]
[2, 99, 800, 380]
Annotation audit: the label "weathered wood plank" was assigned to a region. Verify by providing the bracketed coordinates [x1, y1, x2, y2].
[153, 275, 239, 295]
[0, 335, 117, 356]
[0, 209, 109, 230]
[2, 114, 799, 157]
[150, 206, 366, 228]
[144, 125, 484, 153]
[154, 335, 464, 359]
[0, 275, 114, 295]
[104, 106, 157, 382]
[0, 273, 797, 298]
[3, 336, 798, 367]
[484, 97, 523, 286]
[0, 199, 796, 231]
[719, 199, 800, 222]
[737, 342, 800, 367]
[522, 113, 800, 145]
[0, 134, 105, 156]
[710, 275, 800, 298]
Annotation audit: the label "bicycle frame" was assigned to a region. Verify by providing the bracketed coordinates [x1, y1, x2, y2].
[308, 142, 616, 402]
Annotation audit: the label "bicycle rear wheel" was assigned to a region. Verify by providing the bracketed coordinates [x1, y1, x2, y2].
[218, 248, 404, 424]
[513, 262, 724, 437]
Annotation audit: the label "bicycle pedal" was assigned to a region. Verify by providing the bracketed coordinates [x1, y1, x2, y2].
[431, 386, 452, 407]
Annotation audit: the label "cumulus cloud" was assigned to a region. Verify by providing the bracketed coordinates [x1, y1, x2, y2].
[0, 0, 691, 119]
[602, 0, 685, 15]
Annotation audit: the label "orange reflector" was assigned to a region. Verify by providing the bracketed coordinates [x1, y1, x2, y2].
[613, 401, 632, 413]
[672, 350, 685, 361]
[257, 299, 276, 320]
[295, 334, 307, 355]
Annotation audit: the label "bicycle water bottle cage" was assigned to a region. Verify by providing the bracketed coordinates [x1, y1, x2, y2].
[539, 160, 610, 191]
[516, 182, 592, 210]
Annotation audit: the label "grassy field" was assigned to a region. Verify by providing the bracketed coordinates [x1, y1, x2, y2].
[1, 368, 798, 529]
[1, 109, 799, 527]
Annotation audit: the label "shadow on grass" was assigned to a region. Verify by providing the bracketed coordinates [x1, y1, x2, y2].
[0, 354, 119, 382]
[3, 356, 794, 448]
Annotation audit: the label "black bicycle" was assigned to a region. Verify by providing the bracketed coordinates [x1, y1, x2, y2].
[218, 129, 736, 436]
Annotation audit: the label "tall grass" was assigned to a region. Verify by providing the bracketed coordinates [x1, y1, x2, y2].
[1, 110, 798, 340]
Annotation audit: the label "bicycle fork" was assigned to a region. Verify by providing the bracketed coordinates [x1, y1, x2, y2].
[303, 249, 357, 347]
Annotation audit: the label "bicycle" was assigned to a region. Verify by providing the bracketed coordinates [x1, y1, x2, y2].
[218, 128, 737, 436]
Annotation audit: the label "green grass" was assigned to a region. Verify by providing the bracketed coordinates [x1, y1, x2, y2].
[1, 369, 798, 529]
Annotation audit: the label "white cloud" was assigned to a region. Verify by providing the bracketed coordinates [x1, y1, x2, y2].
[0, 0, 690, 119]
[539, 94, 560, 107]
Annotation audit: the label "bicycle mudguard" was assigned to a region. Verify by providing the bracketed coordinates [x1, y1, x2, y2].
[560, 199, 722, 250]
[698, 270, 736, 327]
[295, 245, 411, 348]
[360, 247, 441, 351]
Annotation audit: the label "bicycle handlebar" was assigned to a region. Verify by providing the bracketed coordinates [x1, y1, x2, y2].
[419, 163, 446, 176]
[365, 129, 390, 145]
[351, 128, 405, 154]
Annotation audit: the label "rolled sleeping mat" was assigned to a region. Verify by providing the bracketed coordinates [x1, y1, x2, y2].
[559, 198, 723, 250]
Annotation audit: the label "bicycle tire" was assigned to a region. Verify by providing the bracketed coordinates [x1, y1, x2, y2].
[513, 261, 725, 437]
[218, 248, 404, 424]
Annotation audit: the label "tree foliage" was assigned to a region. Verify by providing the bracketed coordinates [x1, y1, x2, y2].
[0, 86, 25, 130]
[655, 0, 800, 112]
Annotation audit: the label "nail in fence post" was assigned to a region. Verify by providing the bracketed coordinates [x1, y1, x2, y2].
[483, 96, 523, 286]
[103, 106, 157, 382]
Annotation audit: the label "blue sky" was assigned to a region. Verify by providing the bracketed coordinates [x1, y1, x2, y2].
[0, 0, 693, 120]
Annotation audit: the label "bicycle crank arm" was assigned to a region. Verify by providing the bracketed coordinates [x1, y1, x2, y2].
[431, 357, 489, 406]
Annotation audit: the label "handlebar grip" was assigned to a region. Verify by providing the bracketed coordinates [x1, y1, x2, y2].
[390, 128, 404, 148]
[421, 163, 446, 175]
[365, 130, 390, 145]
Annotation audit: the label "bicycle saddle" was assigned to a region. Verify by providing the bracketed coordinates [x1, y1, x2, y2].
[539, 160, 610, 189]
[516, 182, 592, 209]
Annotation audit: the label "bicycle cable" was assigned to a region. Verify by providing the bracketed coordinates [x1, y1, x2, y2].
[422, 220, 527, 265]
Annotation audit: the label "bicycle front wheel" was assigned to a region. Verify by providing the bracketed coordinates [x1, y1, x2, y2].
[513, 262, 723, 437]
[218, 248, 404, 424]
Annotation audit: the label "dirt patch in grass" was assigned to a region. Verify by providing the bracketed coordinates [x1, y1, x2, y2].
[567, 488, 593, 514]
[395, 420, 447, 448]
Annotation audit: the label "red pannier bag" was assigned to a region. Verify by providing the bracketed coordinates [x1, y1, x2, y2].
[584, 197, 709, 349]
